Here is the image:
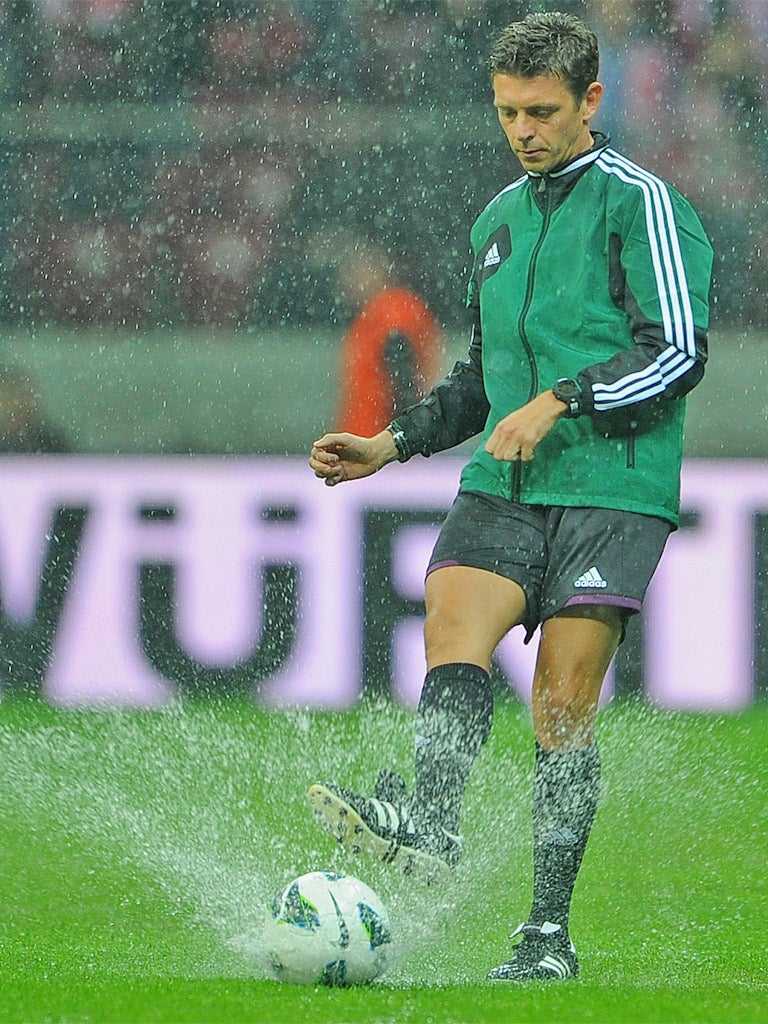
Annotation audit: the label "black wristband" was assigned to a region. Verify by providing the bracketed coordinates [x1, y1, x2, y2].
[388, 425, 410, 463]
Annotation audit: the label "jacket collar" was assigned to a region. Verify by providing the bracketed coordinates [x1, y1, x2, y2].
[527, 131, 610, 209]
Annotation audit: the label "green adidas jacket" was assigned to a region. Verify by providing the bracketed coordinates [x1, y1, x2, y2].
[391, 139, 713, 526]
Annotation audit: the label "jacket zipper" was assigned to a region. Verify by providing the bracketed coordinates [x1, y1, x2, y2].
[512, 176, 554, 501]
[627, 422, 637, 468]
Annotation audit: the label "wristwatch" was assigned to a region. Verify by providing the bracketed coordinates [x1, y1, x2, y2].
[552, 377, 582, 417]
[387, 424, 410, 463]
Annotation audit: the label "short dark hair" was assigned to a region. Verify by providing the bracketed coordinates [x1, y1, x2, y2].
[488, 11, 599, 102]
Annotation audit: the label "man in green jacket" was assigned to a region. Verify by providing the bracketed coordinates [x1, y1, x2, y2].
[308, 11, 713, 981]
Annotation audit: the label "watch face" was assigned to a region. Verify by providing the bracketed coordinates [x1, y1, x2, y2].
[555, 380, 579, 399]
[554, 379, 581, 416]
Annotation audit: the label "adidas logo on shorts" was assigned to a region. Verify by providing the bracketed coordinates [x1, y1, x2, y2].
[573, 566, 607, 589]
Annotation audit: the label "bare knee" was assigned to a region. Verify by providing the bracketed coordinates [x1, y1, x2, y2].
[424, 606, 482, 667]
[423, 565, 527, 670]
[533, 613, 622, 749]
[533, 669, 601, 749]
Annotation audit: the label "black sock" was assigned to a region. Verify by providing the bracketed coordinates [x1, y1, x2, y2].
[414, 662, 493, 834]
[530, 742, 601, 931]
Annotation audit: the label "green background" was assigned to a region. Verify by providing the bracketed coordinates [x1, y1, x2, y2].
[1, 695, 764, 1024]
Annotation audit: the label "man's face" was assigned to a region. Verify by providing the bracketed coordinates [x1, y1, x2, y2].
[492, 73, 603, 174]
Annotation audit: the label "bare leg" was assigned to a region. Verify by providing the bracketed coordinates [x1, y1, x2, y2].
[424, 564, 527, 670]
[533, 607, 623, 750]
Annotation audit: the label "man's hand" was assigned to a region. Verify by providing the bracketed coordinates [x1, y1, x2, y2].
[309, 429, 399, 486]
[485, 390, 568, 462]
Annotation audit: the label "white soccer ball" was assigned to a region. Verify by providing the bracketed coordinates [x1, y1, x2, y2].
[264, 871, 392, 986]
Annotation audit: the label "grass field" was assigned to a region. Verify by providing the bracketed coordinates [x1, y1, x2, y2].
[0, 693, 765, 1024]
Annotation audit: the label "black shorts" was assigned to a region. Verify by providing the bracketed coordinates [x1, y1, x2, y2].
[427, 491, 671, 640]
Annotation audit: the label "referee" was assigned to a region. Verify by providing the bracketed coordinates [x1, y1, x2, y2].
[308, 10, 713, 982]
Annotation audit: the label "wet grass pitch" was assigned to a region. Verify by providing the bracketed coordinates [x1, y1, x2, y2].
[0, 694, 765, 1023]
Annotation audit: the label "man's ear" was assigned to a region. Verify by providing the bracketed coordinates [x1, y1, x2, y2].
[584, 81, 604, 123]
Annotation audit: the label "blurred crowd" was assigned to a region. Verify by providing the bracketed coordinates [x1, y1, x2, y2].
[0, 0, 766, 329]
